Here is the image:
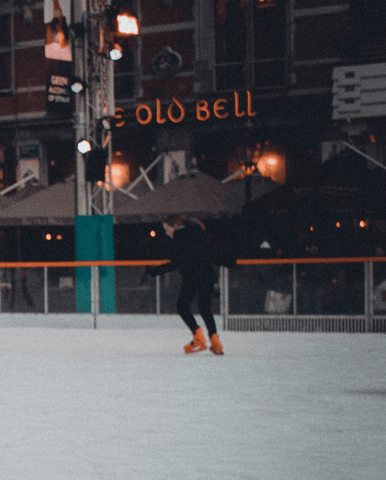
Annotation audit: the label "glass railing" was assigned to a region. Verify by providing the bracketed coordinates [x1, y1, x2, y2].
[0, 258, 385, 332]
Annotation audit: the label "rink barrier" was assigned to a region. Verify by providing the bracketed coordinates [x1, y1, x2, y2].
[225, 316, 367, 333]
[0, 258, 385, 332]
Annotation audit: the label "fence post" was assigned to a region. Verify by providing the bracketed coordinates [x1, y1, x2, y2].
[91, 266, 99, 329]
[44, 267, 48, 314]
[156, 275, 161, 315]
[364, 262, 372, 333]
[292, 263, 297, 316]
[220, 266, 229, 331]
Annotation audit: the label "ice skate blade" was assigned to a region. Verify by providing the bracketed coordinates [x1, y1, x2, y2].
[209, 346, 224, 355]
[184, 345, 207, 354]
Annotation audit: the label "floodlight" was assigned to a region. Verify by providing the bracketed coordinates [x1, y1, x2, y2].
[70, 77, 86, 94]
[109, 43, 123, 60]
[77, 139, 92, 154]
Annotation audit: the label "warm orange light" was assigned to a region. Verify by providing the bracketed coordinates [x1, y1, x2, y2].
[101, 159, 130, 191]
[150, 230, 156, 238]
[117, 14, 139, 36]
[359, 220, 367, 228]
[336, 222, 341, 228]
[46, 234, 52, 241]
[226, 143, 286, 184]
[256, 151, 286, 184]
[57, 234, 63, 240]
[110, 163, 130, 188]
[310, 226, 314, 231]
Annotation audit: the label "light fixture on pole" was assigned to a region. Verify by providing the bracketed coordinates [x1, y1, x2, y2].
[70, 77, 87, 94]
[99, 116, 114, 131]
[77, 139, 92, 154]
[105, 6, 139, 61]
[108, 43, 123, 60]
[116, 13, 139, 36]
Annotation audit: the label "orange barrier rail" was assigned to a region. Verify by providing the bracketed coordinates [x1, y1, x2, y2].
[0, 260, 170, 268]
[0, 257, 385, 268]
[237, 256, 386, 265]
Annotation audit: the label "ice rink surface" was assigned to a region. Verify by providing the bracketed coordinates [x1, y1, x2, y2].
[0, 321, 385, 480]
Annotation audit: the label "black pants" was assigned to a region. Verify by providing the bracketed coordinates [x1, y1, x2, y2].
[176, 278, 217, 338]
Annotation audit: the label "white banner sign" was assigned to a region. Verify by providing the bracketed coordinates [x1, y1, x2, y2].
[44, 0, 72, 61]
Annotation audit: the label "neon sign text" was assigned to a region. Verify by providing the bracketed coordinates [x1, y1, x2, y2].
[135, 91, 256, 125]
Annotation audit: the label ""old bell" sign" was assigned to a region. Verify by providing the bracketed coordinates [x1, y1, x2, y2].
[135, 91, 257, 125]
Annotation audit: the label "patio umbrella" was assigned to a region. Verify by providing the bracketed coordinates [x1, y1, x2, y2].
[114, 171, 240, 223]
[0, 181, 44, 209]
[227, 173, 278, 211]
[0, 175, 155, 226]
[0, 178, 75, 226]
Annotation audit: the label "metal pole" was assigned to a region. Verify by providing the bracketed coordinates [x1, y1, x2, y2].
[44, 267, 48, 314]
[343, 142, 386, 173]
[365, 262, 373, 333]
[0, 268, 2, 314]
[220, 266, 229, 331]
[156, 275, 161, 315]
[73, 0, 88, 216]
[92, 265, 99, 328]
[292, 263, 297, 315]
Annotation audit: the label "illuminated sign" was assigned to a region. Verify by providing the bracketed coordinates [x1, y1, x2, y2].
[135, 91, 256, 125]
[44, 0, 72, 62]
[46, 73, 73, 117]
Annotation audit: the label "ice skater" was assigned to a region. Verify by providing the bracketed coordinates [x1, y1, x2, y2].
[147, 215, 224, 355]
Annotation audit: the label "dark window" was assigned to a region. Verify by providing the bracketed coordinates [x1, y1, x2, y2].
[0, 52, 11, 89]
[350, 0, 386, 48]
[254, 1, 285, 59]
[214, 0, 286, 91]
[215, 0, 246, 64]
[0, 14, 10, 46]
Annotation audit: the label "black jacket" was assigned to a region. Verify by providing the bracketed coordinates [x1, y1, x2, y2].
[150, 224, 216, 283]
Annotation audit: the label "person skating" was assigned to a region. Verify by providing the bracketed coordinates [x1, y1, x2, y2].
[147, 215, 224, 355]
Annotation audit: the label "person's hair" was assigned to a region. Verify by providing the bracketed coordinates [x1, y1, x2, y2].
[162, 215, 184, 227]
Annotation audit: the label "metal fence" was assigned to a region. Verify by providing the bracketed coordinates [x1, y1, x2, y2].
[0, 258, 386, 333]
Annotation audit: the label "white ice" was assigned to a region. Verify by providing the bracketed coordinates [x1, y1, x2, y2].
[0, 319, 385, 480]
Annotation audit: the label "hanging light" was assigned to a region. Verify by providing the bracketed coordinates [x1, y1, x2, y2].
[117, 13, 139, 36]
[109, 43, 123, 61]
[77, 139, 92, 154]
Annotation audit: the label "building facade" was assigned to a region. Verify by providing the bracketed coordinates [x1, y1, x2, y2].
[0, 0, 385, 205]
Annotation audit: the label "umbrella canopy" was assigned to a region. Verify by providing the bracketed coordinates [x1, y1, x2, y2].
[0, 172, 240, 226]
[114, 171, 240, 223]
[0, 176, 153, 226]
[0, 178, 75, 226]
[227, 173, 278, 211]
[0, 182, 44, 209]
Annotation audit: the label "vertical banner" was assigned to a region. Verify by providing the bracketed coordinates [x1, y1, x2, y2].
[44, 0, 72, 61]
[75, 215, 116, 314]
